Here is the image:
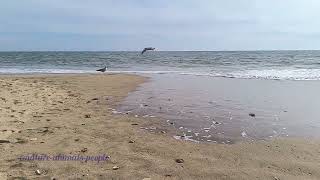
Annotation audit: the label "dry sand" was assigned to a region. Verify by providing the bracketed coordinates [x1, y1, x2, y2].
[0, 74, 319, 180]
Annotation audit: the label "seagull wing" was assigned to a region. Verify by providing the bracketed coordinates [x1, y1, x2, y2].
[141, 48, 147, 54]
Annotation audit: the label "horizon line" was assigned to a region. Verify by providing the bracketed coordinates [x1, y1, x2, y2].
[1, 49, 320, 52]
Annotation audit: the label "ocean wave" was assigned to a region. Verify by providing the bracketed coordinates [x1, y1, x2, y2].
[229, 69, 320, 80]
[111, 69, 320, 80]
[1, 68, 320, 80]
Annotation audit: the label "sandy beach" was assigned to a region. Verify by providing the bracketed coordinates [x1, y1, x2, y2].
[0, 74, 320, 180]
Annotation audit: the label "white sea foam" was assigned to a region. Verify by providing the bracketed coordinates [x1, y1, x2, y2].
[112, 69, 320, 80]
[230, 69, 320, 80]
[1, 68, 320, 81]
[178, 69, 320, 80]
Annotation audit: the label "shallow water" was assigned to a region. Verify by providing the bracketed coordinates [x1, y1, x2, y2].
[119, 74, 320, 143]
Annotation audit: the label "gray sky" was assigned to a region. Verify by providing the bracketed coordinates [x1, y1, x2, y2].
[1, 0, 320, 51]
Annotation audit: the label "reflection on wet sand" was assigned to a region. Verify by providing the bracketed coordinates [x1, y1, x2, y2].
[119, 74, 320, 143]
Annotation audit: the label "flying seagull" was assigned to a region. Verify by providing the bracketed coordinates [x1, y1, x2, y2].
[141, 47, 155, 54]
[96, 66, 107, 72]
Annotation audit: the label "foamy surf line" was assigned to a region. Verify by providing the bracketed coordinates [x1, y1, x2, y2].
[118, 70, 320, 80]
[1, 68, 320, 80]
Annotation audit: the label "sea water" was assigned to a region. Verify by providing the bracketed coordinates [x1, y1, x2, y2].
[2, 51, 320, 143]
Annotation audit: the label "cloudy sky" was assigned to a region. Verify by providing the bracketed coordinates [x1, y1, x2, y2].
[1, 0, 320, 51]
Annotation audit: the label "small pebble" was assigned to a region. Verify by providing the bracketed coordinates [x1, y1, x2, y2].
[175, 159, 184, 163]
[112, 166, 120, 170]
[35, 169, 41, 175]
[81, 148, 88, 153]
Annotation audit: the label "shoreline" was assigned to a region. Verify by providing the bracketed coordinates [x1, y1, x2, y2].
[118, 73, 320, 144]
[1, 73, 320, 179]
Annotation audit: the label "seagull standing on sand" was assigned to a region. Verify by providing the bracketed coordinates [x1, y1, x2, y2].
[96, 66, 107, 72]
[141, 47, 155, 54]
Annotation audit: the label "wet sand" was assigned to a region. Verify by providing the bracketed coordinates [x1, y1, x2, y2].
[0, 74, 320, 180]
[119, 74, 320, 143]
